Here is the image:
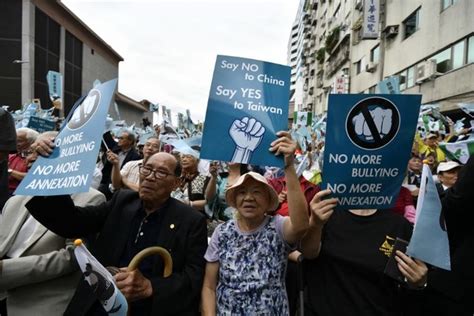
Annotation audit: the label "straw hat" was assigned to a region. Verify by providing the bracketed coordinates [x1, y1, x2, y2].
[225, 172, 279, 212]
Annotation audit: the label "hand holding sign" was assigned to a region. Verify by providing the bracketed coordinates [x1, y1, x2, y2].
[230, 116, 265, 163]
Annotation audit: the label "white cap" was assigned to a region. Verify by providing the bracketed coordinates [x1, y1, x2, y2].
[437, 161, 461, 173]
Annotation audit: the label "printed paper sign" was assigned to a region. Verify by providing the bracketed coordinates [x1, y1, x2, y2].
[200, 55, 291, 167]
[47, 71, 62, 102]
[27, 116, 56, 133]
[322, 94, 421, 209]
[16, 79, 117, 196]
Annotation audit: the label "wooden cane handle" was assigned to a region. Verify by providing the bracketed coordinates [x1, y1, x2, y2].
[127, 246, 173, 277]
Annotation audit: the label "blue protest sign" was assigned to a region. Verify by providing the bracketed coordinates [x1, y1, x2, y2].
[47, 71, 62, 101]
[407, 165, 451, 270]
[200, 55, 291, 167]
[15, 79, 117, 196]
[376, 76, 400, 94]
[322, 94, 421, 209]
[27, 116, 56, 133]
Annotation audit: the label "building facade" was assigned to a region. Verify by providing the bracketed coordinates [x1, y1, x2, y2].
[0, 0, 149, 123]
[289, 0, 474, 115]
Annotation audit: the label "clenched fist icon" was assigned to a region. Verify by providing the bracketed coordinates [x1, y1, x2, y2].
[352, 107, 393, 141]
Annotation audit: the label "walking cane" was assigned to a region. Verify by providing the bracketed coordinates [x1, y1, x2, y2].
[297, 255, 304, 316]
[108, 246, 173, 316]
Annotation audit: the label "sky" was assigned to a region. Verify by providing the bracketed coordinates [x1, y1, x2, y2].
[62, 0, 301, 122]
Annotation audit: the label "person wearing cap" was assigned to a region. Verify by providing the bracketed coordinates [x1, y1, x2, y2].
[436, 161, 462, 196]
[0, 108, 17, 211]
[201, 131, 309, 315]
[416, 132, 446, 164]
[422, 154, 474, 315]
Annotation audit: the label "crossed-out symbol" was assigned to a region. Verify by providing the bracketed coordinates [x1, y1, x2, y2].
[345, 97, 400, 150]
[67, 89, 101, 130]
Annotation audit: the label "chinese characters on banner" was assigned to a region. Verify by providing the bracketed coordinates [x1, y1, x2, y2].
[333, 76, 348, 94]
[362, 0, 379, 39]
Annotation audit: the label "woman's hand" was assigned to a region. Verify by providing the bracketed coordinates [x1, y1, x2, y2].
[269, 131, 297, 168]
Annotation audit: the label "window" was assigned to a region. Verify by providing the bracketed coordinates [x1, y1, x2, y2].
[371, 45, 380, 63]
[407, 66, 415, 88]
[354, 60, 361, 75]
[34, 8, 60, 110]
[468, 36, 474, 64]
[399, 70, 407, 91]
[442, 0, 458, 11]
[64, 31, 83, 115]
[432, 47, 452, 73]
[452, 41, 465, 69]
[403, 8, 421, 39]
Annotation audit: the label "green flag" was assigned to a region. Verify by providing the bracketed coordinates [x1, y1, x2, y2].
[439, 139, 474, 164]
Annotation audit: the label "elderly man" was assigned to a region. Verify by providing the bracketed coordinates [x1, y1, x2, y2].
[8, 127, 39, 194]
[26, 142, 207, 315]
[109, 136, 161, 192]
[436, 161, 462, 196]
[99, 130, 141, 199]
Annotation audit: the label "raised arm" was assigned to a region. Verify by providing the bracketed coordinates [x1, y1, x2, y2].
[270, 131, 308, 244]
[300, 190, 337, 259]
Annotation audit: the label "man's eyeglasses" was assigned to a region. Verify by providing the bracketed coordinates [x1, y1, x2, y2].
[139, 165, 173, 179]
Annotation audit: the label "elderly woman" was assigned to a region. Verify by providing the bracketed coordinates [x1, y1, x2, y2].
[201, 131, 309, 315]
[172, 153, 209, 212]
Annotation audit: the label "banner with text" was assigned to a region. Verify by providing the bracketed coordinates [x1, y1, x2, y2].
[16, 79, 117, 196]
[200, 55, 291, 167]
[322, 94, 421, 209]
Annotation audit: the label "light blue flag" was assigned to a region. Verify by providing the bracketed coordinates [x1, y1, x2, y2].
[169, 139, 199, 158]
[47, 71, 63, 102]
[15, 79, 118, 196]
[74, 240, 127, 315]
[407, 164, 451, 270]
[377, 76, 400, 94]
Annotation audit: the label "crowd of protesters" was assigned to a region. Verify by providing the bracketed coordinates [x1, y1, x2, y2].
[0, 104, 473, 316]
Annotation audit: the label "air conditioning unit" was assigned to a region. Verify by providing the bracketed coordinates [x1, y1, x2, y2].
[384, 25, 399, 38]
[416, 60, 437, 83]
[365, 62, 378, 73]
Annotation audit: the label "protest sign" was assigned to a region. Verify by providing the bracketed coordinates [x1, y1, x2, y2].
[376, 76, 400, 94]
[27, 116, 56, 133]
[200, 55, 291, 167]
[322, 94, 421, 209]
[16, 79, 117, 196]
[407, 165, 451, 270]
[47, 71, 63, 103]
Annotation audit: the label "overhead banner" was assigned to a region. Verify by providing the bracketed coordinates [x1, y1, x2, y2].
[362, 0, 380, 39]
[322, 94, 421, 209]
[16, 79, 117, 196]
[200, 55, 291, 167]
